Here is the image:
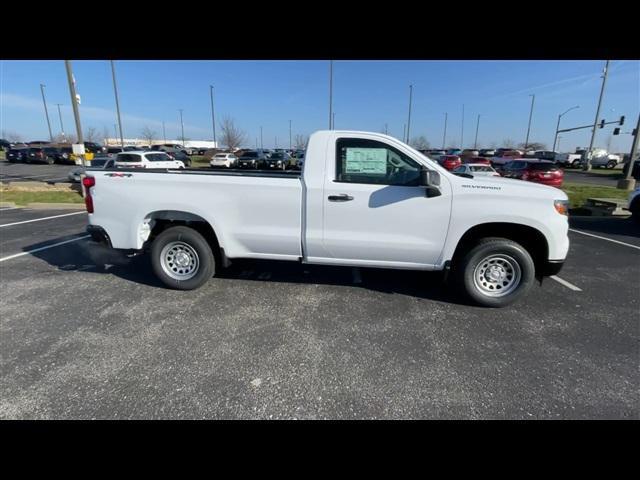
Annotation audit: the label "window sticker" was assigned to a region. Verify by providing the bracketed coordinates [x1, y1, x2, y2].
[345, 148, 387, 174]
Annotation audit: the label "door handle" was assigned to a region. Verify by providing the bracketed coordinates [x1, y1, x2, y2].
[328, 194, 354, 202]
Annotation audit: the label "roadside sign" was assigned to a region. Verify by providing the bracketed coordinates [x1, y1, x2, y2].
[72, 144, 85, 155]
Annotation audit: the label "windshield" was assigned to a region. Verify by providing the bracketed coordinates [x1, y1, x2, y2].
[242, 152, 258, 158]
[269, 153, 284, 159]
[146, 153, 171, 162]
[469, 165, 494, 172]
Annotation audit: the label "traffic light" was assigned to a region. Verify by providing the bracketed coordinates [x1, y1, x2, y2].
[619, 115, 625, 126]
[599, 119, 605, 128]
[613, 128, 620, 135]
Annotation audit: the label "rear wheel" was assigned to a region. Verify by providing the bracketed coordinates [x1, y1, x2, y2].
[150, 226, 215, 290]
[606, 160, 617, 169]
[572, 159, 580, 168]
[455, 237, 535, 307]
[46, 156, 55, 165]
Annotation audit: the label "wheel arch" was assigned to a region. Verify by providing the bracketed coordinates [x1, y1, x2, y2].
[450, 222, 549, 275]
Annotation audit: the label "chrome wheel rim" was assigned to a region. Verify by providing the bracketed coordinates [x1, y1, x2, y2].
[160, 241, 199, 280]
[473, 254, 521, 297]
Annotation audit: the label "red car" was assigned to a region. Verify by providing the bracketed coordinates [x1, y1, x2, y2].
[501, 160, 564, 187]
[463, 156, 491, 165]
[439, 155, 462, 171]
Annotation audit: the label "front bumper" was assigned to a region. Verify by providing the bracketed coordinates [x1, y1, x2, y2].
[540, 259, 564, 277]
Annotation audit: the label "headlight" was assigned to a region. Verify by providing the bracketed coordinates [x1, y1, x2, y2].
[554, 199, 569, 216]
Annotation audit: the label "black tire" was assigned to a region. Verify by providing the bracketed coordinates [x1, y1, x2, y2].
[606, 160, 616, 169]
[150, 226, 215, 290]
[46, 156, 55, 165]
[572, 159, 580, 168]
[455, 237, 535, 307]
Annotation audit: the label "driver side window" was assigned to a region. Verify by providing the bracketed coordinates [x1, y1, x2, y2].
[335, 138, 421, 186]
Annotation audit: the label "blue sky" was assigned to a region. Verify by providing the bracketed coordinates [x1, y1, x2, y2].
[1, 60, 638, 152]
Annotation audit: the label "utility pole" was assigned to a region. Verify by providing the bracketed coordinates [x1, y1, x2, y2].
[209, 85, 217, 146]
[406, 84, 413, 144]
[55, 103, 66, 142]
[442, 112, 448, 149]
[618, 112, 639, 190]
[460, 104, 465, 148]
[110, 61, 125, 148]
[179, 109, 185, 145]
[39, 84, 53, 142]
[524, 94, 536, 150]
[584, 60, 610, 171]
[474, 114, 481, 149]
[289, 120, 292, 150]
[64, 60, 85, 165]
[553, 106, 580, 152]
[329, 60, 333, 129]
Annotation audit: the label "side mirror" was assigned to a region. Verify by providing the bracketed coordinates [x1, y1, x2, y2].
[420, 168, 441, 187]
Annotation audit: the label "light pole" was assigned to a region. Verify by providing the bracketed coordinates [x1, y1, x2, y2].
[618, 112, 640, 190]
[403, 124, 406, 143]
[524, 94, 536, 150]
[553, 105, 580, 152]
[260, 126, 263, 149]
[384, 123, 388, 135]
[113, 124, 118, 143]
[442, 112, 448, 149]
[179, 109, 185, 145]
[584, 60, 610, 171]
[333, 112, 336, 130]
[55, 103, 66, 142]
[289, 120, 292, 150]
[474, 114, 481, 149]
[162, 121, 166, 144]
[275, 136, 278, 149]
[110, 61, 125, 148]
[557, 135, 562, 152]
[39, 84, 53, 142]
[406, 84, 413, 143]
[460, 104, 465, 148]
[64, 61, 85, 165]
[329, 60, 333, 129]
[209, 85, 217, 146]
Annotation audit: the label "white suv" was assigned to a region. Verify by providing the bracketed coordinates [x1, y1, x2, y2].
[210, 153, 237, 169]
[114, 151, 185, 169]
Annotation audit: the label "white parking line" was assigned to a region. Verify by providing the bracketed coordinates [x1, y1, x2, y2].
[0, 211, 85, 228]
[0, 235, 90, 263]
[550, 275, 582, 292]
[569, 228, 640, 251]
[0, 207, 21, 211]
[0, 173, 60, 180]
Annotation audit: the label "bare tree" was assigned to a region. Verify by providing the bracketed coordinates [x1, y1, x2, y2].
[502, 138, 515, 148]
[489, 141, 498, 149]
[410, 136, 430, 150]
[5, 131, 23, 142]
[294, 134, 309, 150]
[52, 133, 68, 143]
[219, 117, 246, 151]
[141, 126, 157, 146]
[85, 127, 98, 142]
[518, 141, 546, 151]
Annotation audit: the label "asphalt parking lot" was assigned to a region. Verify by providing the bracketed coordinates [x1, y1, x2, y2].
[0, 160, 76, 185]
[1, 207, 639, 420]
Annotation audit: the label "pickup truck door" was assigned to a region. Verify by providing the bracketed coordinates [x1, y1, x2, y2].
[319, 136, 452, 268]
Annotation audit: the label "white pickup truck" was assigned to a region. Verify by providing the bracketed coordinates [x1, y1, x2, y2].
[83, 130, 570, 307]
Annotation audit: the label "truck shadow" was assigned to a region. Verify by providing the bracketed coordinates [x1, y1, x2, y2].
[23, 236, 472, 306]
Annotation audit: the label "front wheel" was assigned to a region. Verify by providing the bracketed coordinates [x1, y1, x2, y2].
[606, 160, 617, 169]
[572, 159, 580, 168]
[455, 238, 535, 307]
[150, 226, 215, 290]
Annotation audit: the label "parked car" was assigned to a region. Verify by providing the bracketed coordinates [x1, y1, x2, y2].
[424, 149, 446, 161]
[262, 151, 291, 170]
[26, 147, 59, 164]
[439, 155, 462, 171]
[463, 156, 491, 165]
[446, 148, 462, 156]
[84, 130, 570, 308]
[68, 157, 116, 182]
[0, 139, 11, 151]
[150, 146, 192, 167]
[452, 163, 500, 177]
[478, 149, 496, 157]
[527, 150, 558, 161]
[210, 153, 237, 169]
[6, 148, 28, 163]
[106, 147, 125, 156]
[237, 150, 267, 169]
[461, 149, 480, 158]
[500, 160, 564, 187]
[628, 186, 640, 224]
[114, 151, 185, 169]
[84, 142, 106, 154]
[27, 141, 52, 147]
[556, 152, 583, 168]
